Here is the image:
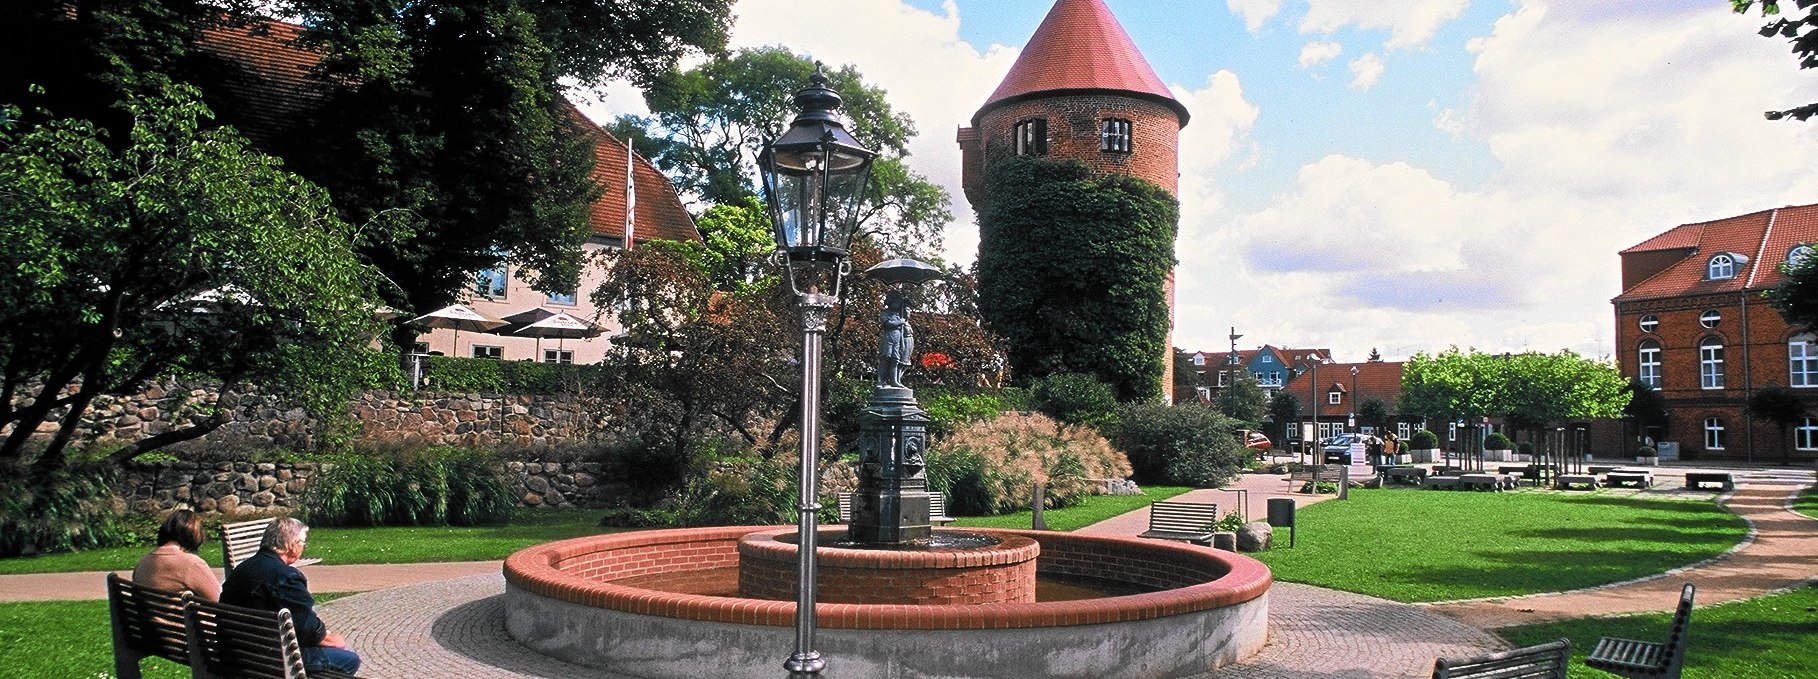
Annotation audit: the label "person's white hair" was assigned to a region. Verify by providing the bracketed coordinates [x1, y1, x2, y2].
[259, 517, 309, 553]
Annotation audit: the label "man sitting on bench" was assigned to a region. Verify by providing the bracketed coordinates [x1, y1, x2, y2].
[221, 517, 361, 675]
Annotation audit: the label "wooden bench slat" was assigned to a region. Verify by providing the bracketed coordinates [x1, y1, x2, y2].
[1432, 638, 1568, 679]
[1138, 501, 1218, 544]
[108, 572, 197, 678]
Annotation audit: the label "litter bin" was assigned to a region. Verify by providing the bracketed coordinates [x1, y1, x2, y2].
[1267, 497, 1296, 548]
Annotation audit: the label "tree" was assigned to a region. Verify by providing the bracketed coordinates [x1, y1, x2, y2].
[1402, 348, 1628, 455]
[1736, 0, 1818, 121]
[1768, 247, 1818, 329]
[0, 83, 382, 469]
[626, 47, 952, 260]
[1400, 348, 1505, 422]
[976, 157, 1178, 401]
[1748, 386, 1808, 464]
[1217, 372, 1267, 424]
[1266, 390, 1301, 450]
[1623, 378, 1671, 442]
[1358, 397, 1394, 434]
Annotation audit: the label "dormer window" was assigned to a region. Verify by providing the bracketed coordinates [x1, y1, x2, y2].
[1013, 119, 1047, 156]
[1707, 254, 1737, 280]
[1100, 118, 1132, 153]
[1192, 354, 1206, 366]
[1790, 244, 1814, 267]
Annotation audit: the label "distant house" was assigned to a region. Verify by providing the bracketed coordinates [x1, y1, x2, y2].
[1612, 203, 1818, 462]
[194, 18, 700, 364]
[1177, 345, 1323, 404]
[1280, 359, 1407, 447]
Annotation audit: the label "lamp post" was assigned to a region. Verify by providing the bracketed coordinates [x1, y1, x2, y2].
[758, 64, 877, 679]
[1349, 365, 1359, 432]
[1304, 354, 1320, 462]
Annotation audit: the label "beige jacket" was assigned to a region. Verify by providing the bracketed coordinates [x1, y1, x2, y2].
[133, 543, 221, 601]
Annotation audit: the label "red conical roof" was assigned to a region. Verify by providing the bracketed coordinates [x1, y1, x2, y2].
[975, 0, 1188, 126]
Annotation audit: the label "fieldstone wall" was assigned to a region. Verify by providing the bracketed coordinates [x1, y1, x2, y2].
[118, 458, 633, 515]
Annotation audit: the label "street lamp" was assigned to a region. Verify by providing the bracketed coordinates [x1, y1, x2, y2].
[758, 64, 877, 679]
[1303, 354, 1321, 461]
[1349, 365, 1359, 432]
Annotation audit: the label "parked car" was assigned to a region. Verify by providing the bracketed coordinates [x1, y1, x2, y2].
[1241, 430, 1272, 455]
[1322, 434, 1382, 464]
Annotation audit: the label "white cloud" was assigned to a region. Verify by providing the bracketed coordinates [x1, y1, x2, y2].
[1298, 41, 1344, 68]
[1300, 0, 1469, 51]
[1228, 0, 1284, 32]
[1172, 71, 1262, 228]
[1349, 53, 1385, 90]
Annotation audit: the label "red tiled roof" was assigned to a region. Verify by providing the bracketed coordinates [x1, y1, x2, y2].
[193, 18, 696, 245]
[1615, 204, 1818, 302]
[1280, 361, 1404, 413]
[975, 0, 1188, 127]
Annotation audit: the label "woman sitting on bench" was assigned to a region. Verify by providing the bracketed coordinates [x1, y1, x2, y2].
[132, 509, 220, 601]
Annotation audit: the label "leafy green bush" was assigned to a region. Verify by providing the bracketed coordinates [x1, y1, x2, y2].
[302, 447, 513, 527]
[1214, 510, 1245, 533]
[0, 461, 142, 558]
[923, 389, 1010, 439]
[419, 355, 608, 395]
[1411, 430, 1439, 449]
[1638, 445, 1658, 457]
[1111, 403, 1244, 485]
[1484, 432, 1513, 450]
[1030, 373, 1119, 428]
[928, 412, 1131, 515]
[1517, 441, 1534, 456]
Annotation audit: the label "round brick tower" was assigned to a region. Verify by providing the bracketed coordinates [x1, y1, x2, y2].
[958, 0, 1189, 400]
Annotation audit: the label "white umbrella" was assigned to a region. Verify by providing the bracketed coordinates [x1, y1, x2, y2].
[497, 308, 602, 360]
[411, 303, 506, 355]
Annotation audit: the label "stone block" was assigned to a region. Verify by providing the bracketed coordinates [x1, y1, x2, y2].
[1237, 522, 1273, 552]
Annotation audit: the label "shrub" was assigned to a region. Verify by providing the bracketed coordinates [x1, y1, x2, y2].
[1214, 510, 1245, 533]
[1638, 445, 1658, 457]
[1516, 441, 1535, 456]
[1111, 402, 1244, 485]
[1484, 432, 1513, 450]
[928, 412, 1131, 515]
[1029, 373, 1119, 428]
[923, 388, 1011, 439]
[0, 460, 142, 558]
[419, 355, 609, 395]
[302, 446, 513, 527]
[1411, 430, 1439, 449]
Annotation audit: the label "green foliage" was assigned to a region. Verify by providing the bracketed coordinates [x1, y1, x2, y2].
[927, 412, 1132, 515]
[1266, 390, 1302, 448]
[1214, 510, 1246, 533]
[1736, 0, 1818, 121]
[1030, 372, 1120, 429]
[1111, 402, 1245, 486]
[0, 82, 383, 466]
[977, 157, 1179, 400]
[948, 485, 1193, 532]
[922, 388, 1012, 439]
[1216, 372, 1268, 424]
[1357, 397, 1393, 432]
[1516, 441, 1534, 456]
[1768, 246, 1818, 328]
[1411, 430, 1440, 449]
[688, 194, 778, 291]
[1747, 386, 1809, 464]
[0, 461, 141, 558]
[1402, 348, 1629, 438]
[1624, 378, 1671, 435]
[1484, 432, 1514, 450]
[302, 447, 514, 527]
[418, 355, 609, 395]
[663, 453, 799, 527]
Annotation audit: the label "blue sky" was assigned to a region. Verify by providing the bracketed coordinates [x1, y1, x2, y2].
[583, 0, 1818, 364]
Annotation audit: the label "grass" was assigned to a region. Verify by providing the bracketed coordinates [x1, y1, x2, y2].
[948, 485, 1194, 532]
[1249, 488, 1746, 603]
[1793, 483, 1818, 520]
[0, 593, 350, 679]
[1499, 585, 1818, 678]
[0, 508, 610, 575]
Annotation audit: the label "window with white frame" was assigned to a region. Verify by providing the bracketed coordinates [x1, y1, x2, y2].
[1192, 353, 1206, 366]
[1790, 244, 1814, 266]
[1397, 422, 1411, 439]
[1318, 421, 1340, 439]
[1792, 334, 1817, 387]
[1639, 340, 1662, 389]
[1703, 416, 1725, 449]
[1700, 310, 1722, 328]
[1328, 390, 1341, 405]
[547, 289, 577, 306]
[1013, 119, 1047, 156]
[1700, 338, 1725, 389]
[1447, 422, 1458, 442]
[1639, 314, 1658, 333]
[1100, 118, 1132, 153]
[472, 345, 503, 359]
[1798, 417, 1818, 450]
[1216, 371, 1228, 387]
[543, 349, 573, 364]
[475, 264, 508, 298]
[1707, 254, 1735, 280]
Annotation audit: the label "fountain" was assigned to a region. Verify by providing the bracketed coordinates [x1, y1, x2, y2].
[503, 71, 1270, 679]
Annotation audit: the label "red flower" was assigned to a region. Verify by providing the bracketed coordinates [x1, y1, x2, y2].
[920, 352, 953, 369]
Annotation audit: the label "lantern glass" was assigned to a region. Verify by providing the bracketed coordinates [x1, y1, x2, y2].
[762, 143, 873, 261]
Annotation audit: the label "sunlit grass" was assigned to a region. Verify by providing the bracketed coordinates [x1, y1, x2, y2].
[949, 485, 1193, 532]
[1499, 585, 1818, 678]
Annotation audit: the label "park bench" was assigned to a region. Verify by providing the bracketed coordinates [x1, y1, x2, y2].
[1423, 475, 1462, 490]
[1431, 638, 1570, 679]
[1683, 471, 1734, 491]
[1556, 474, 1599, 490]
[1460, 473, 1515, 491]
[1584, 583, 1695, 679]
[185, 597, 362, 678]
[107, 573, 195, 679]
[1287, 464, 1347, 494]
[222, 518, 318, 580]
[1589, 465, 1621, 475]
[1136, 500, 1219, 546]
[1605, 470, 1654, 489]
[836, 492, 952, 525]
[1381, 466, 1428, 486]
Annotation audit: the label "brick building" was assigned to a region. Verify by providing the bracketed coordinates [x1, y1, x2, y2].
[1612, 204, 1818, 463]
[958, 0, 1188, 400]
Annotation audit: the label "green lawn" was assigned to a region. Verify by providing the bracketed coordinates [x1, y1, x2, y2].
[1793, 484, 1818, 520]
[1499, 585, 1818, 678]
[1250, 489, 1746, 602]
[0, 508, 610, 575]
[948, 485, 1194, 532]
[0, 593, 350, 679]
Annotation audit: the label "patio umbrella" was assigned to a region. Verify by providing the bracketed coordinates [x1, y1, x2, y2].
[411, 303, 506, 355]
[497, 308, 602, 360]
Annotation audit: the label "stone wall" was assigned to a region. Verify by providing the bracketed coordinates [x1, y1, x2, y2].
[118, 457, 633, 516]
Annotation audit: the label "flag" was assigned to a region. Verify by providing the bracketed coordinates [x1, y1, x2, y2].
[623, 144, 637, 250]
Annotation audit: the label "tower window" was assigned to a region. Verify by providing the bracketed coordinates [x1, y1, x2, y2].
[1013, 119, 1047, 156]
[1100, 118, 1132, 153]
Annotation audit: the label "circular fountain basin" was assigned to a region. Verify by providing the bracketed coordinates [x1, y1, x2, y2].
[504, 526, 1271, 679]
[738, 528, 1040, 604]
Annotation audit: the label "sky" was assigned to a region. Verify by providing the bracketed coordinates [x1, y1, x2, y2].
[578, 0, 1818, 365]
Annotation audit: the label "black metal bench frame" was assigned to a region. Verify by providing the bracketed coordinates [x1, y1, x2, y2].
[1136, 500, 1219, 545]
[1431, 638, 1569, 678]
[1584, 583, 1694, 679]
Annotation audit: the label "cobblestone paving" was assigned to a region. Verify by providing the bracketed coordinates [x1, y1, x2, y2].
[321, 575, 1503, 679]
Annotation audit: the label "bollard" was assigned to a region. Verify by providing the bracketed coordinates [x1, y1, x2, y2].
[1031, 484, 1048, 531]
[1267, 498, 1296, 548]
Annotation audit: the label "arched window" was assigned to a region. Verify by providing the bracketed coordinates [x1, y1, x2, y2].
[1699, 337, 1725, 389]
[1707, 254, 1735, 280]
[1703, 417, 1726, 450]
[1639, 314, 1658, 333]
[1798, 417, 1818, 451]
[1013, 119, 1047, 156]
[1100, 118, 1133, 153]
[1790, 244, 1813, 266]
[1792, 334, 1817, 387]
[1638, 340, 1662, 388]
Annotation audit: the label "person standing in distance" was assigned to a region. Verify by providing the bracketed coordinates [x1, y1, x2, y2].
[220, 517, 360, 674]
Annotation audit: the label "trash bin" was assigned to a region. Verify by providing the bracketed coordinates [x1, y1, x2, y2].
[1267, 497, 1296, 548]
